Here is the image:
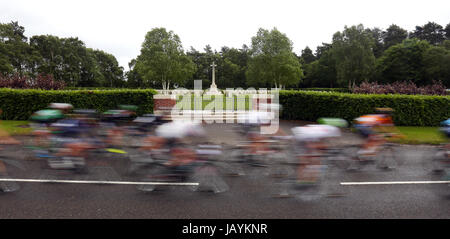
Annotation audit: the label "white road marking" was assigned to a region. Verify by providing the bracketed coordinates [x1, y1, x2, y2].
[341, 181, 450, 185]
[0, 178, 199, 186]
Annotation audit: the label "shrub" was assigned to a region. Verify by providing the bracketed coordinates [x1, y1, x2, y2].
[299, 88, 350, 93]
[279, 90, 450, 126]
[0, 73, 66, 90]
[352, 81, 447, 95]
[0, 89, 157, 120]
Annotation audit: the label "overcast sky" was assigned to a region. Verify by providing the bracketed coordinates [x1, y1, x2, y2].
[1, 0, 449, 71]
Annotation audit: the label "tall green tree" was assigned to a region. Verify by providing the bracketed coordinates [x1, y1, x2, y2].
[0, 41, 14, 74]
[125, 58, 144, 88]
[376, 39, 431, 85]
[246, 28, 303, 89]
[366, 27, 384, 58]
[422, 44, 450, 87]
[315, 43, 332, 59]
[410, 22, 445, 45]
[301, 46, 337, 88]
[445, 23, 450, 40]
[331, 24, 376, 88]
[300, 46, 316, 64]
[186, 45, 219, 89]
[92, 49, 124, 87]
[0, 21, 35, 75]
[217, 46, 249, 89]
[383, 24, 408, 50]
[29, 35, 64, 79]
[135, 28, 196, 92]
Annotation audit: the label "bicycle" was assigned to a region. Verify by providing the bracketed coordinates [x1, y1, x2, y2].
[335, 133, 404, 171]
[421, 144, 450, 174]
[135, 144, 229, 194]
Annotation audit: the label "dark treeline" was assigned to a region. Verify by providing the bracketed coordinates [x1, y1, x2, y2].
[300, 22, 450, 89]
[1, 21, 450, 89]
[0, 21, 125, 87]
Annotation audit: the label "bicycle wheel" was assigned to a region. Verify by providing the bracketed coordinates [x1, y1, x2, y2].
[189, 164, 229, 193]
[290, 164, 327, 201]
[431, 172, 450, 199]
[422, 147, 447, 174]
[219, 148, 247, 176]
[376, 144, 401, 170]
[127, 153, 154, 176]
[0, 173, 20, 193]
[270, 178, 295, 198]
[136, 164, 167, 192]
[264, 151, 295, 178]
[332, 146, 360, 171]
[0, 181, 20, 193]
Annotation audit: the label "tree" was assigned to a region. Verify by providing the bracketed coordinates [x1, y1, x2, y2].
[383, 24, 408, 50]
[315, 43, 332, 59]
[376, 39, 431, 85]
[0, 42, 13, 74]
[301, 46, 338, 88]
[246, 28, 303, 89]
[92, 49, 124, 87]
[29, 35, 64, 80]
[0, 21, 35, 75]
[135, 28, 196, 93]
[410, 22, 445, 45]
[422, 45, 450, 87]
[217, 46, 249, 89]
[125, 58, 144, 88]
[331, 24, 376, 88]
[300, 46, 316, 64]
[186, 45, 219, 89]
[366, 27, 384, 58]
[445, 23, 450, 40]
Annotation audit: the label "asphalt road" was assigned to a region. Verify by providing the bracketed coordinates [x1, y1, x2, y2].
[0, 121, 448, 219]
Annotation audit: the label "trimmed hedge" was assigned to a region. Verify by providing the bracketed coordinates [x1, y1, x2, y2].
[279, 90, 450, 126]
[0, 88, 157, 120]
[1, 88, 449, 126]
[299, 88, 350, 93]
[64, 87, 137, 90]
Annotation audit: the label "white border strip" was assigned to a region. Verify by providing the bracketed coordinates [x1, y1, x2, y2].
[0, 178, 199, 186]
[341, 181, 450, 185]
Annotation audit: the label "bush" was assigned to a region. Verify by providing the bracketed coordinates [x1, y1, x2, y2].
[0, 88, 157, 120]
[0, 73, 66, 90]
[64, 87, 137, 90]
[299, 88, 350, 93]
[279, 90, 450, 126]
[352, 81, 447, 95]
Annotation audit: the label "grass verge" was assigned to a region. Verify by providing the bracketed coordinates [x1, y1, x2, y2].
[0, 121, 32, 136]
[389, 126, 447, 145]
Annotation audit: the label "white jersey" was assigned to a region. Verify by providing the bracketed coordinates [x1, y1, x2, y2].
[291, 124, 341, 141]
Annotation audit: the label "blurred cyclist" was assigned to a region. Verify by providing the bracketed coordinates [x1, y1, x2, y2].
[101, 105, 137, 147]
[353, 108, 399, 156]
[440, 119, 450, 156]
[292, 124, 341, 184]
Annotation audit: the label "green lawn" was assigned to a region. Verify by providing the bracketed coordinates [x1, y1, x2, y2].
[0, 120, 32, 136]
[175, 94, 252, 110]
[1, 120, 448, 145]
[389, 126, 448, 145]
